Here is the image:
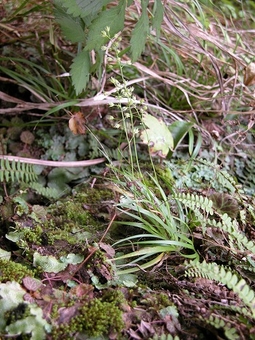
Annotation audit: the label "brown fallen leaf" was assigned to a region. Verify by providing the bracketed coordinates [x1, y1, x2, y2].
[69, 111, 86, 135]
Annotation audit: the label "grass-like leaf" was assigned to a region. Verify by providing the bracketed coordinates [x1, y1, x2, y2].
[112, 171, 198, 273]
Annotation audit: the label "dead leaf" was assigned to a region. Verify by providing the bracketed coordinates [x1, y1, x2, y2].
[69, 111, 86, 135]
[244, 63, 255, 86]
[57, 306, 79, 324]
[23, 276, 43, 291]
[99, 242, 115, 258]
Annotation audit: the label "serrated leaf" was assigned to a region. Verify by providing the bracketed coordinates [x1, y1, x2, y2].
[140, 114, 174, 158]
[54, 2, 86, 43]
[70, 49, 90, 95]
[130, 0, 149, 61]
[85, 1, 126, 51]
[58, 0, 111, 18]
[57, 17, 86, 43]
[152, 0, 164, 38]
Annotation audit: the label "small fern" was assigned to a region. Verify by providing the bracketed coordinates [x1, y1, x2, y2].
[0, 159, 37, 183]
[29, 182, 59, 199]
[174, 192, 214, 215]
[185, 260, 255, 317]
[208, 214, 255, 254]
[174, 190, 255, 256]
[216, 169, 237, 193]
[174, 192, 214, 230]
[203, 314, 239, 340]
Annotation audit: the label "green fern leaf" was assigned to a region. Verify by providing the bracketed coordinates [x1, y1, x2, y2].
[0, 159, 37, 184]
[150, 334, 180, 340]
[186, 260, 255, 316]
[130, 0, 150, 62]
[217, 170, 237, 193]
[85, 0, 126, 51]
[206, 314, 239, 340]
[30, 183, 59, 199]
[70, 49, 90, 95]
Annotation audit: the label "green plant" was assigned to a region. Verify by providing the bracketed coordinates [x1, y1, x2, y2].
[185, 260, 255, 318]
[0, 281, 50, 339]
[53, 0, 165, 94]
[0, 260, 35, 284]
[0, 158, 37, 184]
[112, 170, 199, 274]
[203, 314, 240, 340]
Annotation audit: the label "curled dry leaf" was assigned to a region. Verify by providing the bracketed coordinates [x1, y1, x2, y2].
[244, 63, 255, 86]
[69, 111, 86, 135]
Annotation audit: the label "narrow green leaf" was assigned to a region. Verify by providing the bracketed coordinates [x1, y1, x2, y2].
[152, 0, 164, 38]
[169, 121, 193, 149]
[70, 49, 90, 95]
[117, 253, 165, 274]
[190, 130, 202, 159]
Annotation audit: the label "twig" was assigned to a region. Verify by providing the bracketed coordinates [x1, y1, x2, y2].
[0, 155, 106, 167]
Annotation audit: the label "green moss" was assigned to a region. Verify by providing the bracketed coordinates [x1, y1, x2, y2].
[40, 185, 115, 250]
[0, 259, 35, 283]
[139, 290, 173, 310]
[52, 291, 125, 339]
[64, 200, 90, 225]
[78, 298, 124, 336]
[22, 225, 43, 244]
[71, 296, 124, 338]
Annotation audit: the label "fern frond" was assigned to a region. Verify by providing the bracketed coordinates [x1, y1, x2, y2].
[0, 159, 37, 183]
[185, 260, 255, 317]
[204, 314, 239, 340]
[209, 214, 255, 254]
[174, 192, 213, 229]
[29, 183, 59, 199]
[216, 169, 237, 193]
[174, 192, 214, 215]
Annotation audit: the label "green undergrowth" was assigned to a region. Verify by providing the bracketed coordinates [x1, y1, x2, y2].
[4, 184, 114, 257]
[1, 0, 255, 338]
[1, 159, 255, 339]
